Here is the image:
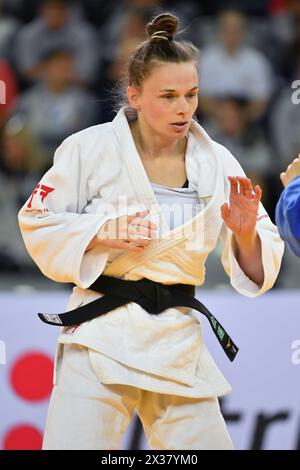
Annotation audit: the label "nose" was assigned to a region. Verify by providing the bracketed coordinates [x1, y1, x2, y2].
[176, 96, 189, 115]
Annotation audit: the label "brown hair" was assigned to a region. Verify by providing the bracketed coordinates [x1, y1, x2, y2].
[115, 12, 200, 115]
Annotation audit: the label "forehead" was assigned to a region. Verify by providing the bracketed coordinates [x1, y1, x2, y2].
[219, 12, 244, 28]
[143, 62, 198, 91]
[42, 2, 67, 11]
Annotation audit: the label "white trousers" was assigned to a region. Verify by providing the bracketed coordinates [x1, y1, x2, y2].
[43, 343, 234, 450]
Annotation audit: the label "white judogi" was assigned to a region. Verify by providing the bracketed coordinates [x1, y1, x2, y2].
[18, 106, 284, 393]
[42, 343, 234, 450]
[18, 107, 284, 449]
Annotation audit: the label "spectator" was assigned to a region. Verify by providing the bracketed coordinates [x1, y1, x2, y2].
[270, 0, 300, 45]
[204, 95, 273, 207]
[0, 0, 19, 61]
[99, 0, 193, 71]
[11, 48, 99, 163]
[0, 116, 46, 270]
[6, 0, 82, 23]
[14, 0, 99, 87]
[278, 15, 300, 81]
[197, 0, 269, 16]
[270, 58, 300, 170]
[80, 0, 122, 28]
[0, 58, 18, 130]
[0, 115, 47, 176]
[198, 9, 274, 122]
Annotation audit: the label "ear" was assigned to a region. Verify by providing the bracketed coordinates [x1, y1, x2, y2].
[127, 85, 141, 111]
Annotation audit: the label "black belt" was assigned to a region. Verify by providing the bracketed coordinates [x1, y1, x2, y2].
[38, 275, 238, 362]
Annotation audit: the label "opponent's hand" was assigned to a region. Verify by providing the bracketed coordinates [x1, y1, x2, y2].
[221, 176, 262, 243]
[280, 155, 300, 188]
[96, 209, 158, 252]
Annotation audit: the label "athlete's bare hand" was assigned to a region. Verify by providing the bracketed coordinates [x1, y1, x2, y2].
[280, 155, 300, 188]
[95, 209, 158, 252]
[221, 176, 262, 244]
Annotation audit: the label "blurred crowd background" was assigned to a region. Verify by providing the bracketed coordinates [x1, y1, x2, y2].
[0, 0, 300, 291]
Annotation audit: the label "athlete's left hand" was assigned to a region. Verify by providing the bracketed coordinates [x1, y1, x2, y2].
[221, 176, 262, 242]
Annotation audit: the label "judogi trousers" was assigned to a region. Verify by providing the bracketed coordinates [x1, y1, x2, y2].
[42, 343, 234, 450]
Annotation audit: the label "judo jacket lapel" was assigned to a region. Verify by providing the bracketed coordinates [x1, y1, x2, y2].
[104, 109, 225, 278]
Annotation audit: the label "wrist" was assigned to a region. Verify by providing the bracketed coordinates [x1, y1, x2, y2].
[233, 230, 258, 249]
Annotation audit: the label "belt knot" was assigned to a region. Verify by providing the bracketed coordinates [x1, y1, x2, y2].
[135, 280, 173, 314]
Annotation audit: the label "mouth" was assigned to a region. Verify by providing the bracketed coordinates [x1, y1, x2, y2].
[170, 121, 189, 130]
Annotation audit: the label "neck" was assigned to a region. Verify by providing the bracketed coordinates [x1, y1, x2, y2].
[131, 116, 186, 161]
[47, 81, 68, 94]
[224, 43, 240, 56]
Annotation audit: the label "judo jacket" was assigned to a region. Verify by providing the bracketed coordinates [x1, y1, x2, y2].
[18, 107, 284, 397]
[276, 175, 300, 257]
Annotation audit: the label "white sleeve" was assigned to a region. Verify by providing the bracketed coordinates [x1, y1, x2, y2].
[217, 144, 284, 297]
[18, 134, 116, 288]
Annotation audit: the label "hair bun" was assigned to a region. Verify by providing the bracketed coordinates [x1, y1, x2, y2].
[146, 13, 178, 41]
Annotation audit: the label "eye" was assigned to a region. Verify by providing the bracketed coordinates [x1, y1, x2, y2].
[162, 95, 174, 100]
[186, 93, 197, 99]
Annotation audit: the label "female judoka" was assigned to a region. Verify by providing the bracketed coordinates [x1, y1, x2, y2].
[18, 13, 284, 450]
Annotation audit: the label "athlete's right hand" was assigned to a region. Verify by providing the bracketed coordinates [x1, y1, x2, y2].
[96, 209, 158, 252]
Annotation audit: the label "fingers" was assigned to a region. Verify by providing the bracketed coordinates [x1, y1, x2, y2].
[120, 209, 158, 248]
[97, 238, 145, 252]
[130, 215, 157, 231]
[253, 184, 262, 205]
[127, 210, 157, 231]
[240, 177, 253, 197]
[128, 224, 157, 240]
[123, 241, 145, 252]
[127, 210, 158, 243]
[127, 233, 152, 247]
[127, 210, 149, 223]
[228, 176, 254, 198]
[221, 202, 230, 221]
[291, 155, 300, 165]
[283, 156, 300, 175]
[228, 176, 238, 194]
[280, 155, 300, 187]
[99, 209, 159, 252]
[115, 240, 145, 252]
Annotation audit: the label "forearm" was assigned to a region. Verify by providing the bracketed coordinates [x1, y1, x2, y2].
[84, 219, 113, 253]
[233, 231, 264, 287]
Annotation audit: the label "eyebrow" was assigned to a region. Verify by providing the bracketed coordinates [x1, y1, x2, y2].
[159, 86, 199, 92]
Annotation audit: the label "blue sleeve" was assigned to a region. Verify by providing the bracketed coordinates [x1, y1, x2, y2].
[275, 176, 300, 257]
